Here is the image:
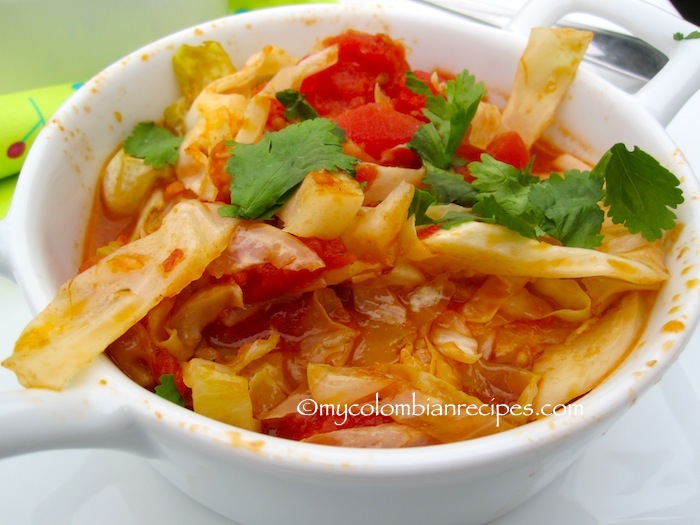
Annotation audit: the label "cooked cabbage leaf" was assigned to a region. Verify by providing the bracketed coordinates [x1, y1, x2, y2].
[173, 41, 236, 106]
[420, 221, 668, 285]
[501, 27, 593, 147]
[2, 200, 237, 389]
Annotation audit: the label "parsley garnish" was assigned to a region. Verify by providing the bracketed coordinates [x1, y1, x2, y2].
[409, 188, 440, 226]
[409, 188, 480, 230]
[411, 146, 681, 248]
[408, 70, 485, 170]
[470, 156, 608, 248]
[673, 30, 700, 40]
[123, 121, 183, 169]
[405, 69, 484, 209]
[276, 89, 320, 121]
[528, 170, 606, 247]
[154, 374, 186, 407]
[422, 163, 478, 207]
[220, 118, 358, 220]
[403, 68, 682, 247]
[594, 144, 683, 241]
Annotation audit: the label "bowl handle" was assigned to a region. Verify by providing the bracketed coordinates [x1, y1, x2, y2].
[0, 387, 150, 459]
[0, 217, 15, 282]
[507, 0, 700, 126]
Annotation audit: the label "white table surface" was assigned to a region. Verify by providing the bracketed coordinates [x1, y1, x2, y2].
[1, 1, 699, 523]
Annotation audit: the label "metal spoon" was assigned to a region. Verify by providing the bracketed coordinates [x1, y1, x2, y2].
[408, 0, 669, 91]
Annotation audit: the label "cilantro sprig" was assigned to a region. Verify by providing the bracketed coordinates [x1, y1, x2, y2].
[154, 374, 186, 407]
[408, 70, 485, 170]
[276, 89, 320, 121]
[673, 30, 700, 40]
[220, 118, 358, 220]
[412, 147, 682, 248]
[405, 69, 484, 209]
[123, 121, 183, 169]
[409, 188, 480, 230]
[470, 158, 607, 248]
[404, 68, 682, 247]
[595, 144, 683, 240]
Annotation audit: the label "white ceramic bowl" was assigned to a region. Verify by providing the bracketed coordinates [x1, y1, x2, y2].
[1, 2, 700, 524]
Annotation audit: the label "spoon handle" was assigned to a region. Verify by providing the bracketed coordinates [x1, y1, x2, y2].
[410, 0, 669, 85]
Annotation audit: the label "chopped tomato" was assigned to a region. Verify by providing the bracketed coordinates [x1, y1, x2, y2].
[151, 346, 191, 405]
[355, 163, 378, 186]
[299, 237, 356, 270]
[232, 263, 321, 303]
[263, 411, 393, 441]
[265, 98, 289, 132]
[392, 69, 433, 118]
[334, 103, 422, 165]
[300, 31, 410, 116]
[160, 248, 185, 273]
[486, 131, 531, 170]
[453, 137, 485, 181]
[417, 224, 440, 239]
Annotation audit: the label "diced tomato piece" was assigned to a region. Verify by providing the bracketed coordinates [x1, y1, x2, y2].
[355, 163, 378, 187]
[334, 103, 422, 164]
[300, 31, 410, 116]
[457, 134, 485, 164]
[299, 237, 356, 270]
[263, 411, 393, 441]
[232, 263, 322, 304]
[417, 224, 440, 239]
[381, 146, 423, 169]
[265, 98, 289, 132]
[486, 131, 531, 169]
[452, 137, 485, 181]
[392, 69, 435, 118]
[152, 346, 191, 404]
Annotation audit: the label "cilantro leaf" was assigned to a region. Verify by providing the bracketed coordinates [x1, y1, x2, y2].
[471, 154, 537, 219]
[222, 118, 358, 220]
[275, 89, 320, 121]
[123, 121, 183, 169]
[437, 210, 482, 229]
[674, 30, 700, 40]
[594, 143, 683, 241]
[154, 374, 186, 407]
[409, 124, 453, 169]
[408, 69, 485, 170]
[475, 195, 538, 240]
[409, 188, 480, 230]
[409, 188, 438, 226]
[469, 155, 606, 248]
[405, 72, 433, 96]
[528, 170, 605, 248]
[422, 162, 478, 207]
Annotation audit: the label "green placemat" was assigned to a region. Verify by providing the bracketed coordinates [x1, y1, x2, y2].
[0, 0, 334, 214]
[0, 175, 17, 220]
